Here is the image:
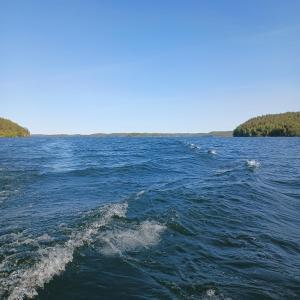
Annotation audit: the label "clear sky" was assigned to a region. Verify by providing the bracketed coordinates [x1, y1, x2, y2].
[1, 0, 300, 134]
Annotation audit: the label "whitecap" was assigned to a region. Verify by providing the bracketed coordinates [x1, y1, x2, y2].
[97, 220, 166, 256]
[136, 190, 145, 197]
[189, 143, 201, 150]
[37, 233, 53, 242]
[206, 289, 216, 297]
[208, 149, 217, 155]
[2, 202, 128, 300]
[202, 288, 232, 300]
[246, 159, 260, 169]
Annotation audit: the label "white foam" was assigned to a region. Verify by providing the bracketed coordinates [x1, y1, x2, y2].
[136, 190, 145, 197]
[189, 143, 201, 150]
[201, 288, 232, 300]
[2, 202, 128, 300]
[98, 220, 166, 256]
[208, 149, 217, 155]
[0, 189, 19, 203]
[207, 289, 216, 296]
[37, 233, 53, 242]
[0, 233, 52, 258]
[246, 159, 260, 168]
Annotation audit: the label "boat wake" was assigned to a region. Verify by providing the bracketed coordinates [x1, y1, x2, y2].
[0, 200, 166, 300]
[97, 220, 166, 256]
[1, 202, 128, 300]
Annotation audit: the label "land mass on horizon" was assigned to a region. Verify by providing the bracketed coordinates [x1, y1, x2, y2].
[0, 118, 30, 137]
[233, 112, 300, 137]
[31, 131, 233, 137]
[1, 112, 300, 138]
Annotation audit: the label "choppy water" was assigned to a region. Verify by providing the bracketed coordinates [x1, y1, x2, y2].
[0, 137, 299, 300]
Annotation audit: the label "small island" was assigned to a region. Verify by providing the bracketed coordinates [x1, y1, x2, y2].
[0, 118, 30, 137]
[233, 112, 300, 137]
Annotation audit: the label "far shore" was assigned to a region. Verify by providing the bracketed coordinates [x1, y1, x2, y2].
[30, 131, 233, 138]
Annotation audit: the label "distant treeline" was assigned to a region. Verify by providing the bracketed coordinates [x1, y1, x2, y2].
[89, 131, 232, 137]
[233, 112, 300, 137]
[33, 131, 232, 138]
[208, 131, 232, 137]
[0, 118, 30, 137]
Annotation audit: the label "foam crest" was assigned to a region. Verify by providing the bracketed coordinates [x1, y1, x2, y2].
[98, 220, 166, 256]
[2, 202, 128, 300]
[208, 149, 217, 155]
[189, 143, 201, 150]
[201, 288, 231, 300]
[246, 159, 260, 169]
[136, 190, 145, 197]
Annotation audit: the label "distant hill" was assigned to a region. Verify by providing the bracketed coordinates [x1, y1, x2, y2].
[207, 131, 232, 137]
[0, 118, 30, 137]
[86, 131, 231, 137]
[34, 131, 232, 137]
[233, 112, 300, 137]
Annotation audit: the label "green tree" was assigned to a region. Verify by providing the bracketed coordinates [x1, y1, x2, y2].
[0, 118, 30, 137]
[233, 112, 300, 137]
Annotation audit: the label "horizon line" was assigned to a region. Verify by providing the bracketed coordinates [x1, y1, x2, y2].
[30, 130, 233, 136]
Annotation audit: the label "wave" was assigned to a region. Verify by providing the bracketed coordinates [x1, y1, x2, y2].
[208, 149, 217, 155]
[0, 189, 20, 205]
[160, 280, 231, 300]
[189, 143, 201, 150]
[1, 202, 128, 300]
[215, 168, 234, 176]
[136, 190, 146, 197]
[96, 220, 166, 256]
[246, 159, 260, 169]
[202, 288, 231, 300]
[42, 160, 163, 177]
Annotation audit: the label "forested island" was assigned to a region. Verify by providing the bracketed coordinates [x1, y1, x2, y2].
[0, 118, 30, 137]
[233, 112, 300, 137]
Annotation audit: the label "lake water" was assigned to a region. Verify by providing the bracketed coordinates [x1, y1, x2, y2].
[0, 137, 299, 300]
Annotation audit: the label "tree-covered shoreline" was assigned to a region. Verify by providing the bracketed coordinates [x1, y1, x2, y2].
[0, 118, 30, 137]
[233, 112, 300, 137]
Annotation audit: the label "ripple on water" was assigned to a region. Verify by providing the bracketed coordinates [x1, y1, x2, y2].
[0, 137, 299, 300]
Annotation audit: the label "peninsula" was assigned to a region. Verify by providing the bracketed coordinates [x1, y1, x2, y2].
[233, 112, 300, 137]
[0, 118, 30, 137]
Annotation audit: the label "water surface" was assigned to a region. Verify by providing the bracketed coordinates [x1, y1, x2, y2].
[0, 137, 299, 299]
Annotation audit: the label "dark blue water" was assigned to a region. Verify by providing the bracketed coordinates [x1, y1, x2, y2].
[0, 137, 299, 300]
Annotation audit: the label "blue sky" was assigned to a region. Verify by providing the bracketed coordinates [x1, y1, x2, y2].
[1, 0, 299, 134]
